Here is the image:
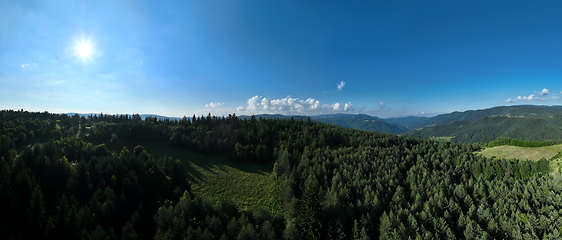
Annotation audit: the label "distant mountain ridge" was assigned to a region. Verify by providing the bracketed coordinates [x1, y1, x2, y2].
[400, 105, 562, 143]
[239, 113, 408, 134]
[65, 113, 182, 121]
[312, 114, 408, 133]
[66, 105, 562, 142]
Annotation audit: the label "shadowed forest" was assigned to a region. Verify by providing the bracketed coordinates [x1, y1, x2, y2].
[1, 109, 561, 239]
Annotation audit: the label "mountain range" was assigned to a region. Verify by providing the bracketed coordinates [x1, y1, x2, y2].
[242, 105, 562, 143]
[67, 105, 562, 143]
[400, 105, 562, 143]
[65, 113, 183, 121]
[239, 113, 408, 134]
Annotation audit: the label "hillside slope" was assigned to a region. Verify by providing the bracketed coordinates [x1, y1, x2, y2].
[405, 115, 562, 143]
[240, 113, 408, 133]
[312, 114, 408, 133]
[385, 105, 562, 130]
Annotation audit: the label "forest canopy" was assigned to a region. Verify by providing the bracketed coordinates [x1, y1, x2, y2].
[0, 109, 560, 239]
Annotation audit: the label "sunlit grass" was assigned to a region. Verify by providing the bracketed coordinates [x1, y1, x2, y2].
[429, 136, 454, 141]
[477, 144, 562, 161]
[99, 139, 278, 211]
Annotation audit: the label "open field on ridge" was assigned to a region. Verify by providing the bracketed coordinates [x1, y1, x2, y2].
[96, 139, 278, 211]
[477, 144, 562, 161]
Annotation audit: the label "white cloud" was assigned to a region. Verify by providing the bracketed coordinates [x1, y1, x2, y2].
[332, 102, 341, 110]
[344, 103, 352, 111]
[247, 96, 260, 111]
[517, 94, 535, 101]
[337, 81, 346, 91]
[513, 94, 549, 102]
[21, 63, 36, 69]
[507, 89, 556, 103]
[236, 95, 354, 115]
[205, 102, 225, 108]
[377, 101, 389, 111]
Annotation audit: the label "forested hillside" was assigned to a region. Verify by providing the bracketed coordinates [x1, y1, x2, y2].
[405, 115, 562, 143]
[1, 109, 562, 239]
[397, 105, 562, 143]
[384, 105, 562, 130]
[311, 114, 408, 134]
[240, 114, 407, 134]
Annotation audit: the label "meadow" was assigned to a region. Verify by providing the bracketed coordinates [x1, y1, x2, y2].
[477, 144, 562, 174]
[99, 139, 279, 211]
[477, 144, 562, 161]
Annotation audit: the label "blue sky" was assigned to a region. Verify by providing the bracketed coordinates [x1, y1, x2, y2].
[2, 1, 562, 118]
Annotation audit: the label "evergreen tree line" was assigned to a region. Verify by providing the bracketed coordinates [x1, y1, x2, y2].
[0, 134, 190, 239]
[486, 137, 562, 148]
[1, 110, 562, 239]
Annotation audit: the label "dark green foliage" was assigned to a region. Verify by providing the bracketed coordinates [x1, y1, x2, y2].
[487, 137, 557, 147]
[152, 192, 284, 240]
[3, 109, 562, 239]
[240, 113, 408, 133]
[310, 114, 408, 133]
[0, 133, 189, 239]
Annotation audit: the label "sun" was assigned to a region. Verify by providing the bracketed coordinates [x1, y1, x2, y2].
[70, 33, 97, 63]
[75, 40, 94, 59]
[76, 41, 93, 58]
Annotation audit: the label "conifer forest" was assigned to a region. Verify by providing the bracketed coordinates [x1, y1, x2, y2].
[1, 110, 561, 239]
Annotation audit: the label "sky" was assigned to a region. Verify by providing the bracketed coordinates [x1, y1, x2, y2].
[2, 0, 562, 118]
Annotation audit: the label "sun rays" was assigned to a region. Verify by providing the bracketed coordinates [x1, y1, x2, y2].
[72, 34, 97, 63]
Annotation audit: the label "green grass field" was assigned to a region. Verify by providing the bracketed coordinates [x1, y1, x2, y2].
[477, 144, 562, 174]
[96, 139, 279, 211]
[477, 144, 562, 161]
[429, 136, 454, 141]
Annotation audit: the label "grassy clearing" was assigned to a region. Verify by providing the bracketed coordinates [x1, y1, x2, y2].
[96, 139, 277, 211]
[477, 144, 562, 174]
[476, 144, 562, 161]
[429, 136, 454, 141]
[551, 158, 562, 174]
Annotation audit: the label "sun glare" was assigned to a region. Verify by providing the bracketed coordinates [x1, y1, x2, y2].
[76, 41, 93, 58]
[70, 34, 97, 64]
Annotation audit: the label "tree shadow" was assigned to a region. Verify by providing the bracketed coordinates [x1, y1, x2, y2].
[101, 139, 272, 182]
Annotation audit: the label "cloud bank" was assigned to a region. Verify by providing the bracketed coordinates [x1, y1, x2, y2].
[236, 96, 354, 115]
